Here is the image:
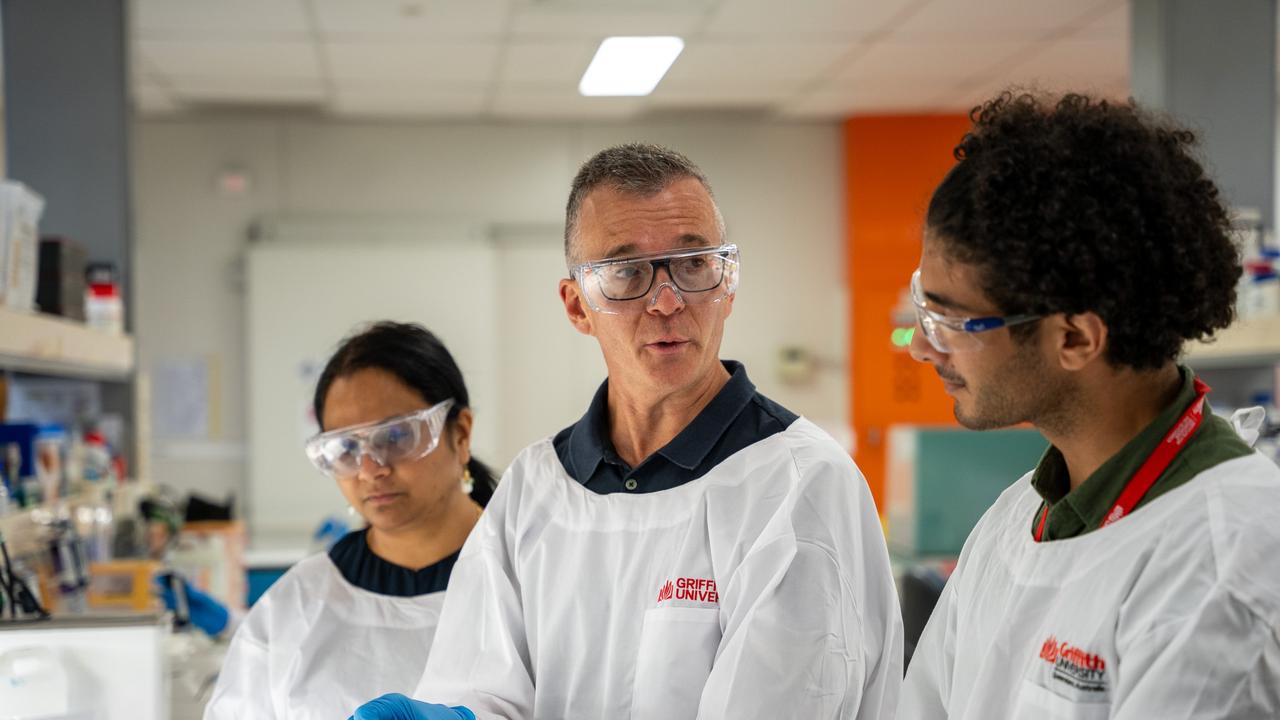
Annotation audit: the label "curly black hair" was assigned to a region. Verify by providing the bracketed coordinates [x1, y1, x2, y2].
[926, 91, 1241, 370]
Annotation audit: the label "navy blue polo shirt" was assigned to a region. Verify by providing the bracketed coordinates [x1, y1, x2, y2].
[552, 360, 799, 494]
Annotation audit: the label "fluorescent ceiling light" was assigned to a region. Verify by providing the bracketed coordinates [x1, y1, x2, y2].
[579, 36, 684, 97]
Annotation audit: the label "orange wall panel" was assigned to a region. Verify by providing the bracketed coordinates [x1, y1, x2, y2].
[845, 114, 972, 512]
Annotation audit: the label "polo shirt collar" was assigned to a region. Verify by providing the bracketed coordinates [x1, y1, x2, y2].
[564, 360, 756, 475]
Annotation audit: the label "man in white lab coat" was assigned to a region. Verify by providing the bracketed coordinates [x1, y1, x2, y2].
[349, 144, 902, 719]
[899, 91, 1280, 719]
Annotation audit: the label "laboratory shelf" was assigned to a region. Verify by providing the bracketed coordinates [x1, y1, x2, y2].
[1186, 315, 1280, 369]
[0, 306, 134, 381]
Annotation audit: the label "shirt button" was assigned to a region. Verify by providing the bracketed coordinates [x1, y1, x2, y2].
[624, 478, 638, 491]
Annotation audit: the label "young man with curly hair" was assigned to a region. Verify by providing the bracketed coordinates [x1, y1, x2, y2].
[899, 92, 1280, 719]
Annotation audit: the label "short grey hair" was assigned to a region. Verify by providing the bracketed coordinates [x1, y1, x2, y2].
[564, 143, 725, 267]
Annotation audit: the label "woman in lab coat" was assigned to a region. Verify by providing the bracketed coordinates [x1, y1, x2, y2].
[204, 321, 495, 719]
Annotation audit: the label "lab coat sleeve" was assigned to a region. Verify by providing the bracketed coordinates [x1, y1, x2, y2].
[694, 459, 903, 719]
[1111, 589, 1280, 719]
[203, 609, 277, 720]
[414, 476, 534, 720]
[897, 576, 958, 720]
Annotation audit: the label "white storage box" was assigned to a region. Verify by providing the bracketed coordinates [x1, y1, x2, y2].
[0, 180, 47, 311]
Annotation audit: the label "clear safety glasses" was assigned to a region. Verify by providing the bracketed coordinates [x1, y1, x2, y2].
[910, 269, 1041, 353]
[571, 244, 740, 315]
[304, 399, 454, 478]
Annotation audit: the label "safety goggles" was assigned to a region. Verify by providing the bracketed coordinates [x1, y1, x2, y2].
[910, 269, 1041, 353]
[571, 244, 740, 315]
[304, 399, 454, 478]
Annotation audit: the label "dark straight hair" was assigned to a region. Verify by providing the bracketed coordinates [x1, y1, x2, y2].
[312, 321, 496, 507]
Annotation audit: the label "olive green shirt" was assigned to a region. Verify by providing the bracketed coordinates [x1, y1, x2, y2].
[1030, 366, 1254, 541]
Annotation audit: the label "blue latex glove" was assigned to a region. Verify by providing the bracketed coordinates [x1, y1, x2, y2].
[156, 573, 230, 637]
[313, 515, 351, 551]
[348, 693, 475, 720]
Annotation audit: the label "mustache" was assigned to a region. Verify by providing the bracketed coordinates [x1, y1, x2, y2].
[935, 368, 965, 385]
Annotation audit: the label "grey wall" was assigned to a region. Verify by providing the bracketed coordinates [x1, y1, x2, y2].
[1132, 0, 1277, 228]
[2, 0, 132, 302]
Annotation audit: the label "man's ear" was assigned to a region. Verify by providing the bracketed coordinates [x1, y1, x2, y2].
[560, 278, 595, 336]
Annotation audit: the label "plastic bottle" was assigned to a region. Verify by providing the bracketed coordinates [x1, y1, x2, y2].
[84, 262, 124, 334]
[82, 430, 112, 485]
[33, 425, 67, 503]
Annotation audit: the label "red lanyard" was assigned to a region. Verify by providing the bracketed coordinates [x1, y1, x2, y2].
[1034, 377, 1210, 542]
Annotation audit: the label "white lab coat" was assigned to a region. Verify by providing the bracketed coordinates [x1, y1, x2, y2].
[204, 553, 446, 720]
[413, 417, 902, 719]
[900, 448, 1280, 719]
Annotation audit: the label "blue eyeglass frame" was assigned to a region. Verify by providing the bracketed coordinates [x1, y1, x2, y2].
[909, 269, 1041, 351]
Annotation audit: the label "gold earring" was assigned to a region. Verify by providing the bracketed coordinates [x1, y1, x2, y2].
[461, 467, 474, 495]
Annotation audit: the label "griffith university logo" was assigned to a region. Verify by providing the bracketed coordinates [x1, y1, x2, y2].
[1039, 635, 1108, 694]
[656, 577, 719, 606]
[656, 580, 674, 603]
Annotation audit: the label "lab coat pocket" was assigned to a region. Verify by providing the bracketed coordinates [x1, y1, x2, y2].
[1014, 679, 1111, 720]
[630, 606, 722, 720]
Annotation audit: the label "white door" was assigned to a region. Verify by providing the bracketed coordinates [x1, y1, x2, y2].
[492, 226, 606, 466]
[245, 220, 497, 539]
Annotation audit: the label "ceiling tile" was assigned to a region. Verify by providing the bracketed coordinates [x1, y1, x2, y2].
[1078, 2, 1129, 38]
[893, 0, 1123, 40]
[492, 86, 644, 119]
[1002, 37, 1128, 87]
[499, 41, 597, 86]
[311, 0, 510, 40]
[139, 40, 320, 80]
[326, 42, 501, 85]
[703, 0, 914, 39]
[130, 0, 1133, 121]
[951, 27, 1128, 106]
[508, 4, 702, 38]
[661, 41, 855, 89]
[832, 39, 1034, 84]
[134, 0, 310, 40]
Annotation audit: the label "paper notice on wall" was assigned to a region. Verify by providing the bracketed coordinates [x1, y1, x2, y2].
[153, 357, 210, 439]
